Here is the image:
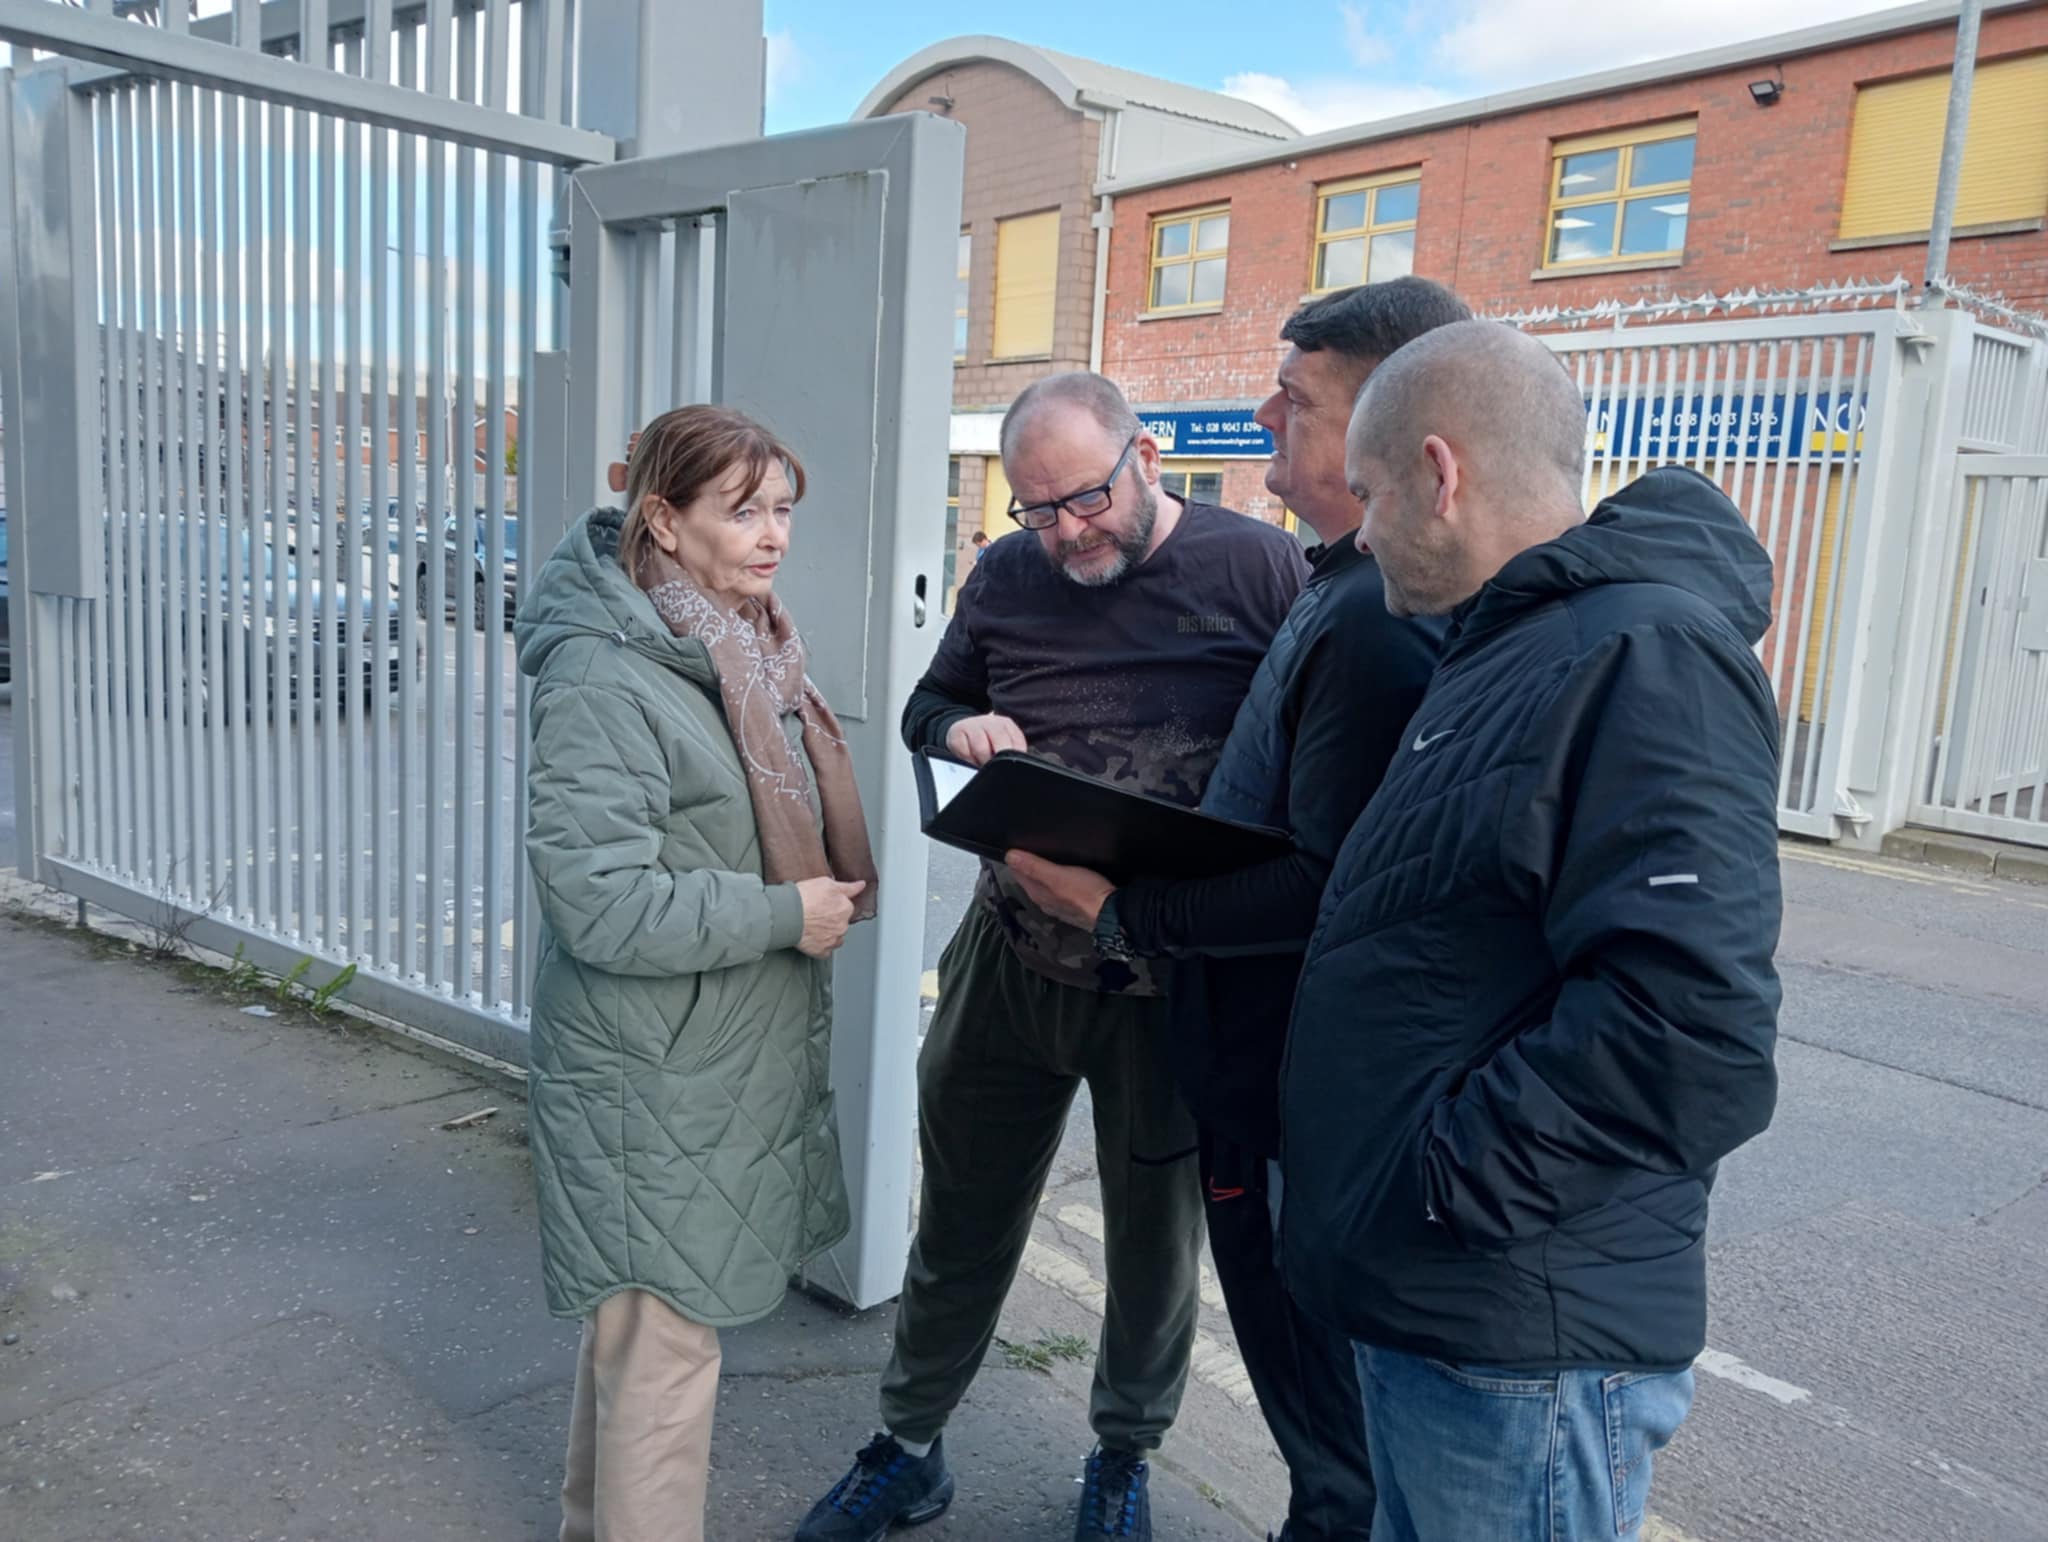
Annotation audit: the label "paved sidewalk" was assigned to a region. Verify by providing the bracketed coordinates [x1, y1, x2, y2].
[0, 909, 1260, 1541]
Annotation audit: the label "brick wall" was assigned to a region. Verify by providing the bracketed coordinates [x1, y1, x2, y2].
[880, 62, 1101, 414]
[1105, 9, 2048, 409]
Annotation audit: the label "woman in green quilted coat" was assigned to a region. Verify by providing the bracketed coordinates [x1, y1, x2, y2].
[517, 405, 878, 1542]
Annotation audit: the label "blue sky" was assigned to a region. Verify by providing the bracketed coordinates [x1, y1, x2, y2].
[763, 0, 1906, 136]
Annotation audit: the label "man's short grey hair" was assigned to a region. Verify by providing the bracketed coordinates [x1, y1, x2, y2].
[1001, 372, 1142, 458]
[1352, 319, 1588, 490]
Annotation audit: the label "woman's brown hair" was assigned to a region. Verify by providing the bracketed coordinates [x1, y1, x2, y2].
[616, 405, 808, 588]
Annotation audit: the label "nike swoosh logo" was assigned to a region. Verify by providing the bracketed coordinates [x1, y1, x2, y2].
[1412, 729, 1454, 752]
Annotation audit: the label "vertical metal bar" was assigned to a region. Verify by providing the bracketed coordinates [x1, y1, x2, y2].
[319, 81, 342, 954]
[1675, 341, 1703, 471]
[293, 97, 316, 939]
[1755, 341, 1795, 700]
[178, 77, 205, 903]
[162, 77, 192, 899]
[424, 0, 453, 988]
[107, 87, 137, 879]
[224, 86, 250, 921]
[232, 0, 261, 49]
[397, 18, 421, 977]
[453, 1, 479, 998]
[1951, 479, 2007, 810]
[1575, 348, 1604, 509]
[1596, 343, 1624, 505]
[1776, 340, 1830, 814]
[482, 0, 512, 1009]
[1926, 475, 1978, 809]
[369, 0, 395, 970]
[343, 36, 367, 959]
[123, 86, 150, 885]
[199, 86, 226, 908]
[633, 229, 660, 422]
[267, 98, 291, 934]
[1798, 334, 1854, 814]
[1729, 341, 1765, 532]
[161, 0, 189, 33]
[94, 90, 123, 871]
[138, 80, 168, 890]
[514, 0, 553, 1017]
[706, 213, 726, 402]
[1706, 344, 1734, 492]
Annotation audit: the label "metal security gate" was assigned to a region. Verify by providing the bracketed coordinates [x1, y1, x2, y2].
[1, 0, 598, 1063]
[4, 0, 961, 1308]
[1539, 312, 1909, 839]
[1912, 458, 2048, 847]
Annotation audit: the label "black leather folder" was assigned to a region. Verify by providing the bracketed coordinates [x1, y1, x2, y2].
[912, 749, 1292, 883]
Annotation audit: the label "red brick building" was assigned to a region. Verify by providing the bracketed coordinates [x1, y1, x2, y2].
[857, 37, 1294, 604]
[1100, 0, 2048, 522]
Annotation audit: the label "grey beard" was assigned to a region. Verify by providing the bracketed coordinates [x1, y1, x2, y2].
[1051, 485, 1157, 588]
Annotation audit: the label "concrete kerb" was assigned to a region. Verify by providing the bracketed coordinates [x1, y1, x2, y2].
[1881, 829, 2048, 885]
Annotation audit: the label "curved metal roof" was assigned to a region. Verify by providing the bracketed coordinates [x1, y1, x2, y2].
[855, 35, 1296, 138]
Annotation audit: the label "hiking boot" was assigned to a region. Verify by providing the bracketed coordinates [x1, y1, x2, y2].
[1074, 1445, 1152, 1541]
[794, 1433, 955, 1541]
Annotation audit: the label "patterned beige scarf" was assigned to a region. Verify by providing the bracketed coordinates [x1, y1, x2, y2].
[641, 550, 879, 922]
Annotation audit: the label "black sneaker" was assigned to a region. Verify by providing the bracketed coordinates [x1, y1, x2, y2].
[1074, 1445, 1152, 1541]
[794, 1433, 956, 1541]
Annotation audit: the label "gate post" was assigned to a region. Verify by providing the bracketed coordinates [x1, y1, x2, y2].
[3, 65, 101, 878]
[1840, 307, 1976, 850]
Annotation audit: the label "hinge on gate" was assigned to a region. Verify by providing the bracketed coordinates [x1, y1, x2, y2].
[1833, 789, 1873, 825]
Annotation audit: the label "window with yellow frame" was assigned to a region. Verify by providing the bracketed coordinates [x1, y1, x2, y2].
[1544, 121, 1695, 268]
[1149, 207, 1230, 312]
[1313, 172, 1420, 291]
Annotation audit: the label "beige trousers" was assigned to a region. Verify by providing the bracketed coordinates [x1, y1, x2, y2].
[559, 1289, 722, 1542]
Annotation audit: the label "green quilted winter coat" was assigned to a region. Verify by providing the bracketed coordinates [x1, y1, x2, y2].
[515, 506, 850, 1328]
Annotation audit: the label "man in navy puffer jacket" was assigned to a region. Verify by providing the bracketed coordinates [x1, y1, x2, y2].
[1281, 320, 1783, 1542]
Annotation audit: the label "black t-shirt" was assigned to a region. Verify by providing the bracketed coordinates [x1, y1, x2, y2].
[905, 499, 1308, 994]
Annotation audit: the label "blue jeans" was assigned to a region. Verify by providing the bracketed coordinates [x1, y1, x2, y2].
[1355, 1345, 1694, 1542]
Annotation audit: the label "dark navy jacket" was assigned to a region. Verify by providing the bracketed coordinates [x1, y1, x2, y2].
[1118, 539, 1441, 1155]
[1280, 468, 1784, 1371]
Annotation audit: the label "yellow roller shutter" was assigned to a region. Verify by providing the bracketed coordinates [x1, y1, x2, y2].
[1838, 53, 2048, 241]
[981, 457, 1012, 539]
[992, 211, 1060, 360]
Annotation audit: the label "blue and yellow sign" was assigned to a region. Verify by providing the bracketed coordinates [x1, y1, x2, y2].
[1588, 392, 1866, 460]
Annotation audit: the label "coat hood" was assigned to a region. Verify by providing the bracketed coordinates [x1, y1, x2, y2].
[515, 506, 715, 686]
[1450, 467, 1774, 656]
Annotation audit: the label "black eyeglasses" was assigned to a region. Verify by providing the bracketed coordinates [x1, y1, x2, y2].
[1007, 437, 1137, 531]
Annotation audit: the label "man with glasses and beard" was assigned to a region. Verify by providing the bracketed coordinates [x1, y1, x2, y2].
[797, 373, 1308, 1542]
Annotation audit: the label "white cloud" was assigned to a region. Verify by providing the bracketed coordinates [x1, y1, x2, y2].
[1341, 2, 1392, 69]
[1430, 0, 1901, 92]
[1224, 71, 1454, 136]
[765, 28, 803, 110]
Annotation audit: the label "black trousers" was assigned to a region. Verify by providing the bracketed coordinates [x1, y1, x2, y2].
[1201, 1132, 1377, 1541]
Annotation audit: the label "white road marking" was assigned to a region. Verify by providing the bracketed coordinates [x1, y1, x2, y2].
[1055, 1202, 1228, 1311]
[1019, 1238, 1258, 1410]
[1694, 1347, 1811, 1405]
[1648, 873, 1699, 887]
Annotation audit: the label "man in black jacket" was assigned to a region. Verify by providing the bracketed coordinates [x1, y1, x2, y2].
[1009, 277, 1465, 1542]
[1281, 319, 1782, 1542]
[798, 371, 1307, 1542]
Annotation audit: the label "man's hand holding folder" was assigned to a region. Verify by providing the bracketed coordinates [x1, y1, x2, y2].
[946, 713, 1029, 767]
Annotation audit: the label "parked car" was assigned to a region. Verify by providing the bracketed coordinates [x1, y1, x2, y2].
[115, 518, 419, 719]
[0, 505, 11, 685]
[412, 510, 518, 630]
